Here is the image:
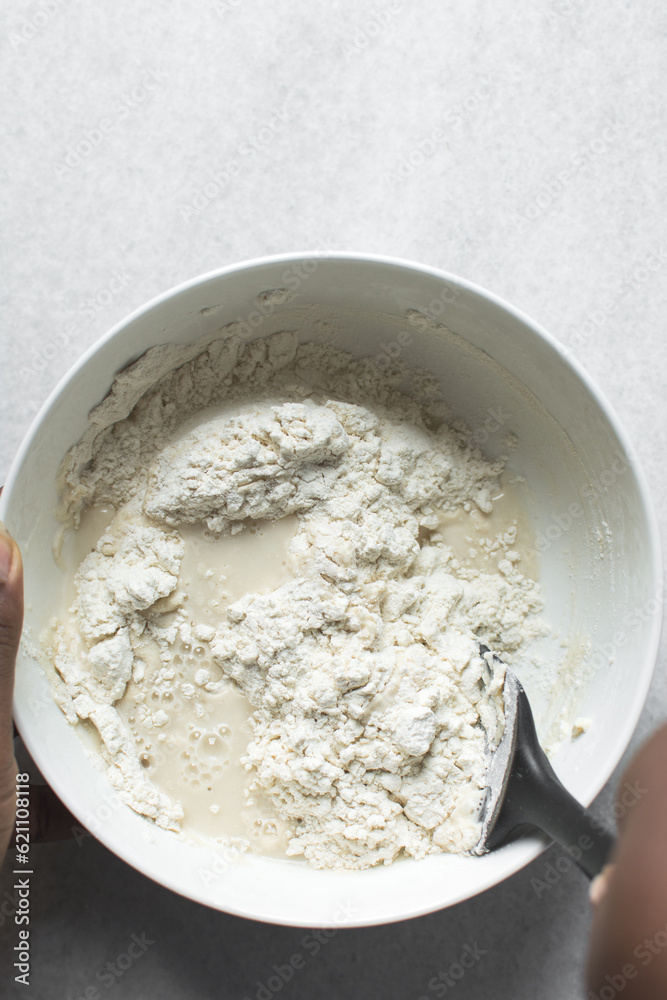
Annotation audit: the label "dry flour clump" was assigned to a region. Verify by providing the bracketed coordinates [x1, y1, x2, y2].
[47, 330, 543, 867]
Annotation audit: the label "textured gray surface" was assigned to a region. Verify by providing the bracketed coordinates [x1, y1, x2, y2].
[2, 1, 667, 997]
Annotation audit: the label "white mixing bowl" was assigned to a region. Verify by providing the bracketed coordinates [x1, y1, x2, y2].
[2, 253, 661, 927]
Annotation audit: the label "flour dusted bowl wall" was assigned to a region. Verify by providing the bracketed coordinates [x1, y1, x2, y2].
[2, 253, 660, 926]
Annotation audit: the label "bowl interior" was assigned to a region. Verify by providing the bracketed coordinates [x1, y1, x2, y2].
[2, 254, 660, 926]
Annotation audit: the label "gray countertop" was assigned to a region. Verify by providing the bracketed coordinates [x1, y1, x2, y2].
[2, 2, 667, 996]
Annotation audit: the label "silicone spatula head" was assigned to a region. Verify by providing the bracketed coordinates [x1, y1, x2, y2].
[473, 645, 614, 879]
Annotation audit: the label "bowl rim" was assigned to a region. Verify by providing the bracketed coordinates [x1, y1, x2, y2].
[2, 251, 662, 926]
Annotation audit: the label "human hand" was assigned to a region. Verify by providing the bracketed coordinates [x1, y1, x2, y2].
[0, 524, 77, 868]
[0, 524, 23, 861]
[587, 723, 667, 998]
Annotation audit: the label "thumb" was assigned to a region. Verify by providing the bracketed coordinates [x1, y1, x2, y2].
[0, 524, 23, 743]
[0, 524, 23, 863]
[0, 527, 82, 849]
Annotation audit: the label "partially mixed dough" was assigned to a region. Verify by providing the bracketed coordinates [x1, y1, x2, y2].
[46, 329, 543, 869]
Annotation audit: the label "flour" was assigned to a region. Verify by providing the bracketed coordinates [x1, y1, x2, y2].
[46, 330, 544, 867]
[144, 401, 350, 532]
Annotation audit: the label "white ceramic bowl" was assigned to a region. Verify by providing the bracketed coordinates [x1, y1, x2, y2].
[2, 253, 661, 927]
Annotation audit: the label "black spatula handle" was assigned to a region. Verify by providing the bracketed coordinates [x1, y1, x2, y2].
[487, 682, 616, 879]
